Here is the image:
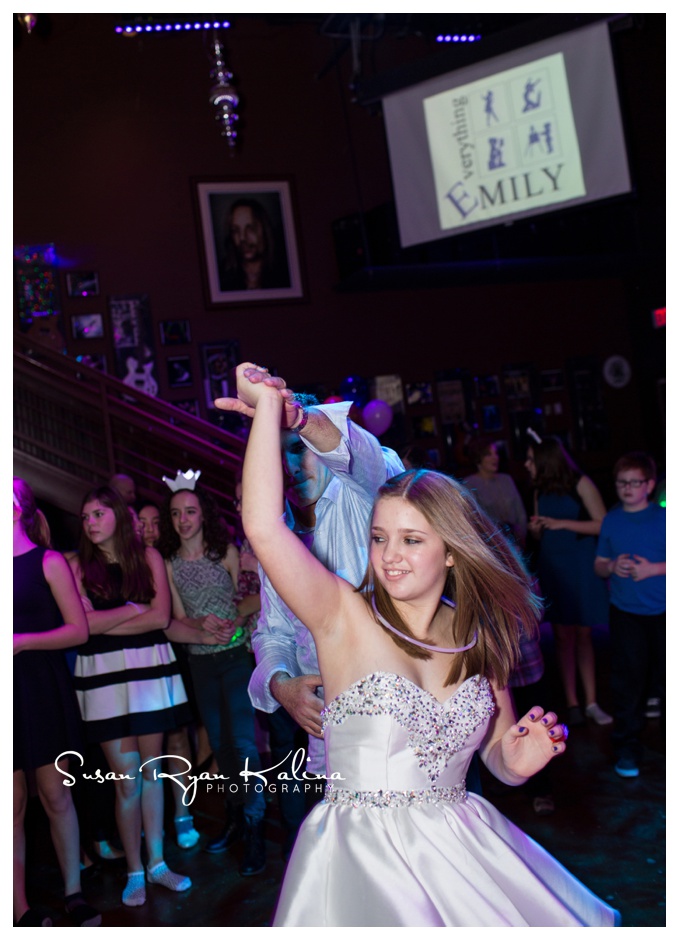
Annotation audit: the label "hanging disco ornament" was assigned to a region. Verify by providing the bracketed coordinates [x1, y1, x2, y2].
[17, 14, 37, 34]
[208, 36, 239, 148]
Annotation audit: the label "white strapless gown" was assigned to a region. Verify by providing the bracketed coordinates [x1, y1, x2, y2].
[273, 673, 619, 927]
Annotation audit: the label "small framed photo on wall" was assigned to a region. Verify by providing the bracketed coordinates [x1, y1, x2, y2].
[482, 403, 503, 431]
[72, 313, 104, 340]
[406, 382, 434, 406]
[200, 340, 239, 412]
[476, 374, 500, 398]
[66, 271, 99, 297]
[167, 356, 194, 389]
[160, 319, 191, 346]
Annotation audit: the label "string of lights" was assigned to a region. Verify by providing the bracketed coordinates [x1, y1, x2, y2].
[114, 20, 230, 35]
[435, 34, 481, 43]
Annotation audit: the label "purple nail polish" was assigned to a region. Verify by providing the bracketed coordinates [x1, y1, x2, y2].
[518, 726, 526, 733]
[542, 717, 549, 725]
[529, 713, 537, 721]
[552, 745, 559, 752]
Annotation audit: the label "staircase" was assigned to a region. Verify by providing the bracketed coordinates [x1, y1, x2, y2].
[13, 331, 245, 525]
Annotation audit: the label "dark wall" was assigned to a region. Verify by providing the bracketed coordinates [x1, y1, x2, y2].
[14, 14, 665, 490]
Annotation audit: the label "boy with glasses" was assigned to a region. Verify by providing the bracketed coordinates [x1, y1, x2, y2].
[594, 452, 665, 777]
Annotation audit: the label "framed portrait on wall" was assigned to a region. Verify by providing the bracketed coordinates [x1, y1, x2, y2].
[193, 178, 304, 306]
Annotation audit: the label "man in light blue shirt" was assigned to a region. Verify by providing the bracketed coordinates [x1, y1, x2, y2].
[217, 365, 403, 855]
[250, 398, 403, 767]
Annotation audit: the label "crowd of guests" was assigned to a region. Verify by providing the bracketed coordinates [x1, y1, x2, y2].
[14, 413, 665, 925]
[14, 469, 265, 925]
[462, 434, 665, 783]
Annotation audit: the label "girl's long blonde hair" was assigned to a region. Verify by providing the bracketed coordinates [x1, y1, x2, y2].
[359, 469, 541, 688]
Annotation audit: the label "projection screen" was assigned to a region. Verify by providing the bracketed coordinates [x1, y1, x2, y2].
[383, 21, 632, 248]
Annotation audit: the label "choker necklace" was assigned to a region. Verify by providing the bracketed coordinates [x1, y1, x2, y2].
[371, 595, 478, 654]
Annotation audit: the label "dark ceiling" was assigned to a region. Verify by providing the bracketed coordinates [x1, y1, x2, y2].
[13, 12, 662, 283]
[13, 12, 551, 48]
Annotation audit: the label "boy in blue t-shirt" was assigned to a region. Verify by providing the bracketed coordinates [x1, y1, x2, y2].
[595, 452, 665, 778]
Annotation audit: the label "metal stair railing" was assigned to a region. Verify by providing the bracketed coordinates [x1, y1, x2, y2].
[13, 330, 245, 521]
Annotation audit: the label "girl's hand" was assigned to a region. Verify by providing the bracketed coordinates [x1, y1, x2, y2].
[200, 629, 230, 646]
[214, 362, 295, 421]
[211, 624, 238, 644]
[534, 515, 563, 531]
[13, 634, 27, 655]
[201, 613, 234, 635]
[500, 706, 567, 780]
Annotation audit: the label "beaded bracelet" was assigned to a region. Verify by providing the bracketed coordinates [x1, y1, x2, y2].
[291, 404, 309, 433]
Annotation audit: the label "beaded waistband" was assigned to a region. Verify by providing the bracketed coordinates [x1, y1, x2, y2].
[323, 782, 467, 808]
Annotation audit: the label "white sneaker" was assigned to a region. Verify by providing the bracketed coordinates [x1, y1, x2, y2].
[175, 815, 200, 849]
[585, 702, 613, 725]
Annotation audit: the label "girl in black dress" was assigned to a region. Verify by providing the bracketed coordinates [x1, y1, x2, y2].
[13, 478, 101, 927]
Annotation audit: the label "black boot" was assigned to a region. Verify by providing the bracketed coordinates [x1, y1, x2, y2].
[239, 819, 266, 876]
[205, 804, 245, 854]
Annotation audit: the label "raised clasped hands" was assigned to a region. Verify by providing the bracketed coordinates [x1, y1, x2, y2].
[213, 362, 299, 427]
[500, 706, 567, 780]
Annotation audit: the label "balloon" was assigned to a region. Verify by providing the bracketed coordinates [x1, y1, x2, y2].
[362, 399, 393, 437]
[339, 375, 369, 408]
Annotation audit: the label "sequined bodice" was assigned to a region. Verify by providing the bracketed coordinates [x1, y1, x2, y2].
[320, 673, 494, 805]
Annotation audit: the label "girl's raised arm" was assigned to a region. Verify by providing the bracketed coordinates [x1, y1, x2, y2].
[240, 368, 346, 642]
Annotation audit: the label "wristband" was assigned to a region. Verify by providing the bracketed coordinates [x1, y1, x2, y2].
[291, 404, 309, 433]
[126, 601, 142, 614]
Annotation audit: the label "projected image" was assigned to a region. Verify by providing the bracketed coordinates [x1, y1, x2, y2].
[423, 53, 586, 233]
[382, 22, 630, 248]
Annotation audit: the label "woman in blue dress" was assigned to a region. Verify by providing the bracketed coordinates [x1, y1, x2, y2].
[525, 437, 612, 727]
